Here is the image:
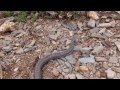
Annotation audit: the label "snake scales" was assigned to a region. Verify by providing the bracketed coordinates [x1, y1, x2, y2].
[34, 34, 76, 79]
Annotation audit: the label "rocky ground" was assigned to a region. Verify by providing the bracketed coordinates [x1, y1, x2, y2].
[1, 11, 120, 79]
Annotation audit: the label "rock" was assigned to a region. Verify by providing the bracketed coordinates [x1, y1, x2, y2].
[68, 74, 76, 79]
[65, 62, 71, 68]
[62, 68, 70, 73]
[77, 21, 83, 31]
[95, 57, 107, 62]
[75, 73, 84, 79]
[26, 40, 36, 47]
[62, 22, 78, 31]
[109, 56, 118, 63]
[106, 69, 116, 79]
[15, 47, 24, 54]
[79, 66, 89, 72]
[114, 41, 120, 51]
[92, 44, 104, 55]
[103, 62, 109, 69]
[79, 55, 95, 64]
[23, 46, 36, 53]
[49, 35, 58, 40]
[87, 11, 99, 20]
[52, 68, 60, 77]
[2, 46, 12, 52]
[98, 21, 116, 28]
[87, 19, 96, 28]
[75, 61, 80, 72]
[65, 55, 76, 65]
[116, 11, 120, 14]
[58, 75, 64, 79]
[95, 71, 101, 78]
[89, 27, 100, 33]
[0, 20, 15, 33]
[112, 67, 120, 73]
[35, 25, 41, 30]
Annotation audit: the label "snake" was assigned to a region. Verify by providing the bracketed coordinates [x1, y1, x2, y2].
[34, 21, 78, 79]
[34, 34, 76, 79]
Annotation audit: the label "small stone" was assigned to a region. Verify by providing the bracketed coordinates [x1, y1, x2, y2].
[77, 21, 83, 31]
[49, 35, 58, 40]
[79, 55, 95, 64]
[15, 47, 24, 54]
[92, 45, 104, 55]
[95, 71, 101, 78]
[89, 27, 100, 33]
[75, 73, 84, 79]
[2, 46, 12, 52]
[103, 62, 109, 69]
[52, 68, 60, 77]
[65, 55, 76, 65]
[35, 25, 41, 30]
[87, 11, 99, 20]
[14, 67, 19, 72]
[95, 57, 107, 62]
[98, 21, 116, 28]
[58, 75, 64, 79]
[106, 69, 116, 79]
[112, 67, 120, 73]
[68, 74, 76, 79]
[87, 19, 96, 28]
[79, 66, 89, 72]
[62, 68, 70, 73]
[114, 41, 120, 51]
[109, 56, 118, 63]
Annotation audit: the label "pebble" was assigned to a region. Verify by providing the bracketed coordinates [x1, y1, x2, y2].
[62, 68, 70, 73]
[65, 55, 76, 65]
[49, 35, 58, 40]
[89, 27, 100, 33]
[79, 55, 95, 64]
[79, 66, 89, 72]
[2, 46, 12, 52]
[106, 69, 116, 79]
[87, 19, 96, 28]
[109, 56, 118, 63]
[77, 21, 83, 31]
[87, 11, 99, 20]
[95, 71, 101, 78]
[98, 21, 116, 28]
[103, 62, 109, 69]
[112, 67, 120, 73]
[114, 41, 120, 51]
[52, 68, 60, 77]
[92, 45, 104, 55]
[15, 47, 24, 54]
[95, 57, 107, 62]
[68, 74, 76, 79]
[75, 73, 84, 79]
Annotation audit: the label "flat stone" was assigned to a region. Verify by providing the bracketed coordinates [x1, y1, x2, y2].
[65, 55, 76, 65]
[95, 57, 107, 62]
[75, 73, 84, 79]
[112, 67, 120, 73]
[79, 55, 95, 64]
[87, 19, 96, 28]
[106, 69, 116, 79]
[109, 56, 118, 63]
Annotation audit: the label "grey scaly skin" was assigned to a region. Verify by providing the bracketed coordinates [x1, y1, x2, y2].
[34, 35, 76, 79]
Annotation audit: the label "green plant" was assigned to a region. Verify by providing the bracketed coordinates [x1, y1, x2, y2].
[4, 11, 14, 17]
[16, 11, 27, 22]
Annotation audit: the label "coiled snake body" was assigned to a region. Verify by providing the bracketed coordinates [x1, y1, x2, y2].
[34, 35, 76, 79]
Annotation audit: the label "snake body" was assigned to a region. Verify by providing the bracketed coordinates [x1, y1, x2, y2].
[34, 35, 76, 79]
